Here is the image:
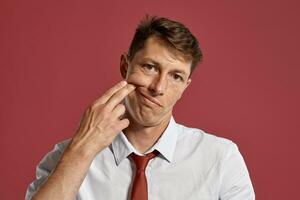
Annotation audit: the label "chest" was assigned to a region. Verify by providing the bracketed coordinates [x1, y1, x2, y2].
[76, 155, 222, 200]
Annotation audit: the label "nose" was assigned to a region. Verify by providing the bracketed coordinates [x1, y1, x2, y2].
[148, 74, 168, 96]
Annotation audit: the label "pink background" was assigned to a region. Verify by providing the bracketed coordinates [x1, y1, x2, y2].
[1, 0, 299, 199]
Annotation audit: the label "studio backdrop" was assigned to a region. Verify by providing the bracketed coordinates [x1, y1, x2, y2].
[0, 0, 299, 199]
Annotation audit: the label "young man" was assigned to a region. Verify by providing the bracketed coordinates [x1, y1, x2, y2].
[26, 16, 255, 200]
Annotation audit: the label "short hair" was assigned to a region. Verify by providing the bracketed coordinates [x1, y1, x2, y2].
[127, 15, 203, 75]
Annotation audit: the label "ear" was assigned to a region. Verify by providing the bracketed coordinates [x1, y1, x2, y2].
[120, 53, 129, 79]
[177, 78, 192, 100]
[185, 78, 192, 89]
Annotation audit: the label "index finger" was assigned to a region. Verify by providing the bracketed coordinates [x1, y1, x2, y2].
[93, 80, 127, 107]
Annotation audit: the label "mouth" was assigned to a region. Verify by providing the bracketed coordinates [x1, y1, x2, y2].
[138, 91, 163, 107]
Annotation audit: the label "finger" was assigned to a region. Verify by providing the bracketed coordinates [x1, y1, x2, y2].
[111, 104, 126, 119]
[93, 80, 127, 107]
[116, 118, 130, 131]
[105, 84, 136, 110]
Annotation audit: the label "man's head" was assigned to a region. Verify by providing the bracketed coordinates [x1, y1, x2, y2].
[120, 15, 203, 126]
[127, 15, 202, 76]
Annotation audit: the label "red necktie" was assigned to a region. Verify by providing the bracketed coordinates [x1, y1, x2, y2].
[129, 151, 158, 200]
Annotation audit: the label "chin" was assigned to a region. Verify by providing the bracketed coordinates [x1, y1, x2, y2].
[128, 111, 156, 127]
[136, 116, 161, 127]
[129, 108, 171, 128]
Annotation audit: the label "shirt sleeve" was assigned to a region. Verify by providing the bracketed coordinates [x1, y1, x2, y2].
[219, 142, 255, 200]
[25, 139, 71, 200]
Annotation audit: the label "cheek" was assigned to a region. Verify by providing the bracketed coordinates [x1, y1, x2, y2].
[168, 87, 186, 103]
[125, 91, 139, 111]
[126, 69, 150, 87]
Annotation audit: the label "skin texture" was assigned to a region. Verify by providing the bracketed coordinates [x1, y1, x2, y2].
[32, 36, 192, 200]
[120, 36, 192, 153]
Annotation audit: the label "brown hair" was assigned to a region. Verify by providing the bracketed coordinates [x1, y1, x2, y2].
[127, 15, 203, 75]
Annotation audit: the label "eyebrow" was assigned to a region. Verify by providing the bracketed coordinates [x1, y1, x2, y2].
[142, 58, 189, 76]
[142, 58, 161, 67]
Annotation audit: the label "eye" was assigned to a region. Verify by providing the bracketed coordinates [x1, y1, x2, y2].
[172, 74, 183, 82]
[142, 64, 157, 72]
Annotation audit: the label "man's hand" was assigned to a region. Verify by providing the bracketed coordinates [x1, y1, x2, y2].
[32, 81, 135, 200]
[68, 80, 136, 158]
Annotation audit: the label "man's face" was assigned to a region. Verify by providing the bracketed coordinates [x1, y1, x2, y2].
[120, 36, 192, 126]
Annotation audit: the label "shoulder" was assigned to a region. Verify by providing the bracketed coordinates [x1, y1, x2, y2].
[174, 122, 250, 174]
[174, 122, 243, 166]
[176, 122, 237, 151]
[175, 125, 255, 198]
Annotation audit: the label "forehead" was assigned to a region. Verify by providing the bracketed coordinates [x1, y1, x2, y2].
[132, 36, 192, 74]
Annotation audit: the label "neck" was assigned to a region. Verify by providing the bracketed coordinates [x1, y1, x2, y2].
[123, 113, 171, 154]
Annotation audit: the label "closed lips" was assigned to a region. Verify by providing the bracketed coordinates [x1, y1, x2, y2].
[139, 91, 162, 107]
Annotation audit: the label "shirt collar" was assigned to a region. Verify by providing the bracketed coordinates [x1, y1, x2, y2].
[111, 116, 179, 165]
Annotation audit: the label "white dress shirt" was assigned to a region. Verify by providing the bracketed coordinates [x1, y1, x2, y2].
[25, 117, 255, 200]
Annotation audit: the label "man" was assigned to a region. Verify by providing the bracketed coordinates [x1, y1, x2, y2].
[26, 16, 255, 200]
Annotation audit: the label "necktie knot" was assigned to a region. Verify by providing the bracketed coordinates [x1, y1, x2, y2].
[130, 151, 158, 171]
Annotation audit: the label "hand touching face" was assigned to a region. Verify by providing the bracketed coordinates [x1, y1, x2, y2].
[71, 81, 135, 157]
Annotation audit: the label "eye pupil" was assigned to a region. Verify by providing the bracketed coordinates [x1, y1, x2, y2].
[143, 64, 155, 71]
[173, 74, 182, 81]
